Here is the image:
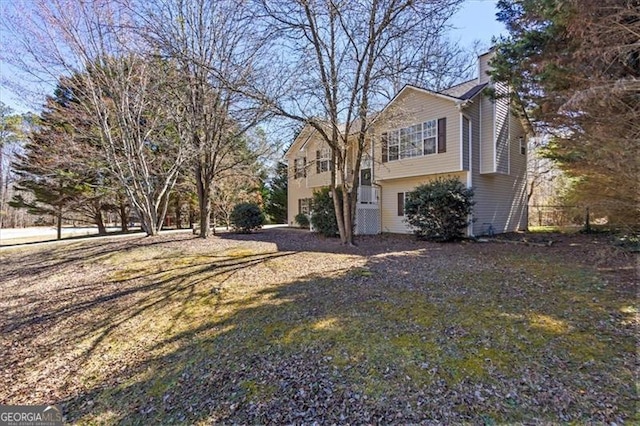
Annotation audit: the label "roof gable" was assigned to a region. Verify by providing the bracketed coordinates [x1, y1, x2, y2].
[284, 124, 315, 158]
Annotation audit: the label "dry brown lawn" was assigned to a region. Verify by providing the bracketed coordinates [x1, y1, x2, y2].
[0, 228, 637, 424]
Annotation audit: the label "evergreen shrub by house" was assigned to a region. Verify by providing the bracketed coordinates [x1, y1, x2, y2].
[404, 177, 474, 242]
[294, 213, 310, 229]
[230, 202, 264, 233]
[311, 187, 341, 237]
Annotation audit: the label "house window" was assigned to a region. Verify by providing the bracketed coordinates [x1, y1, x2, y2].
[423, 119, 437, 155]
[381, 118, 447, 162]
[397, 192, 405, 216]
[316, 148, 331, 173]
[294, 157, 306, 179]
[298, 198, 312, 215]
[519, 136, 526, 155]
[385, 132, 399, 161]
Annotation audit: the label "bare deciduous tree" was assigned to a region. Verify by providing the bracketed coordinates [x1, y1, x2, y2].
[254, 0, 466, 245]
[136, 0, 271, 238]
[2, 0, 187, 235]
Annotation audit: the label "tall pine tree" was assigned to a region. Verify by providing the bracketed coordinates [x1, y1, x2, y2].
[491, 0, 639, 226]
[10, 84, 117, 237]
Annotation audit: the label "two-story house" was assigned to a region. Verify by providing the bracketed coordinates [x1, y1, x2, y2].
[285, 50, 529, 236]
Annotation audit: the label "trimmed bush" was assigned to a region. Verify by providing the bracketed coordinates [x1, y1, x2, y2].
[230, 202, 264, 233]
[311, 187, 341, 237]
[404, 177, 474, 242]
[294, 212, 310, 229]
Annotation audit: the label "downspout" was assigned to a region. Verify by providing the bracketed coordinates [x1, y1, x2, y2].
[370, 133, 383, 234]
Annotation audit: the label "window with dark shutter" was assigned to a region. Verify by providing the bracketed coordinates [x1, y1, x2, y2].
[303, 157, 307, 177]
[316, 150, 321, 173]
[381, 133, 388, 163]
[437, 117, 446, 153]
[397, 192, 405, 216]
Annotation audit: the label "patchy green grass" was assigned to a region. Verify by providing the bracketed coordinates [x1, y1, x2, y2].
[0, 230, 636, 424]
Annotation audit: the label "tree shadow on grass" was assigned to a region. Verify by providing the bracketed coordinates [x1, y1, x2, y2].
[0, 242, 296, 408]
[0, 235, 191, 282]
[218, 226, 446, 256]
[50, 247, 637, 425]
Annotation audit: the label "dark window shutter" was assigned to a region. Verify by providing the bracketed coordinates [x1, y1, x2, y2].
[397, 192, 405, 216]
[316, 150, 321, 173]
[298, 199, 302, 214]
[437, 117, 446, 153]
[381, 134, 388, 163]
[303, 157, 307, 177]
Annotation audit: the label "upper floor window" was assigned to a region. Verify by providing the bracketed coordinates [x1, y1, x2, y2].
[294, 157, 306, 179]
[423, 120, 437, 155]
[316, 147, 331, 173]
[382, 117, 446, 162]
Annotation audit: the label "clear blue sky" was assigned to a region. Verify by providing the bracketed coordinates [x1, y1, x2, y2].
[0, 0, 506, 114]
[450, 0, 506, 50]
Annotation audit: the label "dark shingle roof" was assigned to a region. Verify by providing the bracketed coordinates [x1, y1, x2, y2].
[458, 83, 488, 100]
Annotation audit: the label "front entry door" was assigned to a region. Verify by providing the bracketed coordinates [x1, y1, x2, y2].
[360, 168, 372, 186]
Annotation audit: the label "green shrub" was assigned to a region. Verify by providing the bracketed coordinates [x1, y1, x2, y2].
[294, 212, 310, 229]
[230, 202, 264, 233]
[404, 177, 474, 242]
[311, 187, 341, 237]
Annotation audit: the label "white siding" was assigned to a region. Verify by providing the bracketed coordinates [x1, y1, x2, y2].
[480, 93, 495, 173]
[495, 82, 510, 174]
[466, 95, 528, 235]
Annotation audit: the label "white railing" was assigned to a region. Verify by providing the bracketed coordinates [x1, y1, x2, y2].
[357, 185, 379, 204]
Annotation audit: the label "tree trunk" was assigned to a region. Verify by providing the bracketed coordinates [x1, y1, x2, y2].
[142, 213, 158, 236]
[156, 190, 171, 233]
[199, 193, 211, 237]
[175, 193, 182, 229]
[196, 166, 212, 238]
[95, 210, 107, 235]
[119, 197, 128, 232]
[331, 155, 348, 244]
[342, 185, 355, 245]
[56, 209, 62, 240]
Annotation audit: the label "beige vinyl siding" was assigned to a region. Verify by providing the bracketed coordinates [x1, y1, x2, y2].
[286, 176, 315, 226]
[305, 137, 333, 188]
[478, 51, 494, 85]
[285, 132, 340, 226]
[462, 115, 470, 171]
[380, 172, 467, 234]
[285, 135, 333, 189]
[374, 89, 461, 180]
[469, 96, 528, 235]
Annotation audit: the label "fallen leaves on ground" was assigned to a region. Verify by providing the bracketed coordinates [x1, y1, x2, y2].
[0, 229, 637, 424]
